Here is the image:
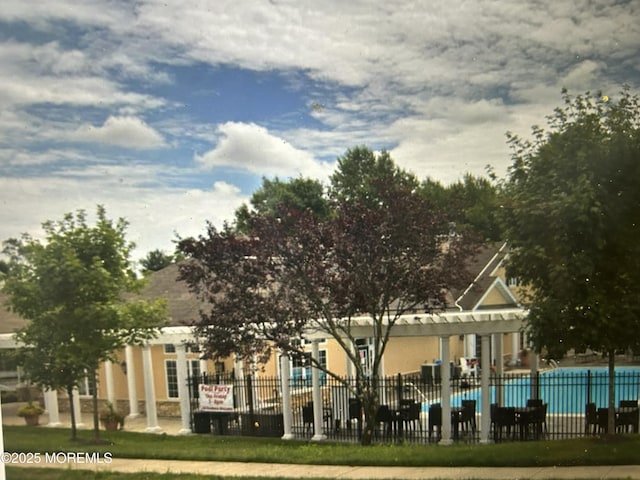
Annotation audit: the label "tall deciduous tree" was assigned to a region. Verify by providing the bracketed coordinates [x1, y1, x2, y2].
[2, 206, 167, 441]
[140, 248, 178, 274]
[234, 176, 331, 233]
[178, 148, 475, 445]
[500, 88, 640, 434]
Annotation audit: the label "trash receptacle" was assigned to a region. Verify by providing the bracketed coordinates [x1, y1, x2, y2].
[193, 411, 211, 434]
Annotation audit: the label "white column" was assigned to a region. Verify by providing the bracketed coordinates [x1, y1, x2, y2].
[494, 334, 504, 407]
[511, 333, 519, 366]
[280, 354, 294, 440]
[142, 343, 162, 433]
[43, 388, 61, 427]
[311, 340, 326, 441]
[530, 351, 540, 400]
[0, 390, 5, 480]
[104, 360, 116, 406]
[72, 387, 84, 427]
[125, 345, 139, 418]
[234, 355, 246, 409]
[480, 335, 492, 443]
[464, 334, 476, 360]
[439, 336, 452, 445]
[176, 344, 191, 435]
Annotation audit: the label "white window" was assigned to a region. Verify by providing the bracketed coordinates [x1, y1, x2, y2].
[77, 371, 96, 397]
[166, 359, 201, 399]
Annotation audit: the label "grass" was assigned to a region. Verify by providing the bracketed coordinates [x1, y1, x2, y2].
[3, 425, 640, 468]
[5, 468, 278, 480]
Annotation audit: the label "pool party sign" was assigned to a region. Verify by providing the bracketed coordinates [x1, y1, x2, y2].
[199, 384, 234, 412]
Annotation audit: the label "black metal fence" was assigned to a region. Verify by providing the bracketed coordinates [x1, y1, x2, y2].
[187, 368, 640, 444]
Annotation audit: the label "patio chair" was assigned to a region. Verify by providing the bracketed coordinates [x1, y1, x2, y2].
[375, 404, 394, 440]
[303, 401, 333, 434]
[617, 402, 639, 433]
[493, 406, 516, 442]
[302, 403, 314, 434]
[527, 398, 543, 408]
[347, 398, 362, 432]
[428, 403, 442, 442]
[585, 403, 598, 435]
[529, 403, 548, 439]
[460, 399, 477, 435]
[597, 407, 612, 434]
[401, 400, 422, 434]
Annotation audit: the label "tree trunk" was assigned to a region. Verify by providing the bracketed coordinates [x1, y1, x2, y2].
[359, 379, 379, 446]
[67, 387, 77, 441]
[91, 370, 101, 442]
[608, 349, 616, 435]
[361, 396, 377, 446]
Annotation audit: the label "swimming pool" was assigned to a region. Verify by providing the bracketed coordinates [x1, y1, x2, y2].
[445, 367, 640, 414]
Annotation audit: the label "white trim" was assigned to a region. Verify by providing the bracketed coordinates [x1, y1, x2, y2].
[471, 277, 520, 311]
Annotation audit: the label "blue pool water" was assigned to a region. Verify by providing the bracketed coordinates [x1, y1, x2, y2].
[433, 367, 640, 414]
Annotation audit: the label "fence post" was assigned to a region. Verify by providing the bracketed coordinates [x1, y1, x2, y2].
[396, 373, 404, 441]
[247, 374, 255, 435]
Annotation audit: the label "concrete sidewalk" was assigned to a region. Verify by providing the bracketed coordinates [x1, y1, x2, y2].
[9, 458, 640, 479]
[3, 402, 640, 479]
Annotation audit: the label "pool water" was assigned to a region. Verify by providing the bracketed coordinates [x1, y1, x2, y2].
[439, 367, 640, 414]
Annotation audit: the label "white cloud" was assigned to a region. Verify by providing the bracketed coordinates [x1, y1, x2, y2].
[196, 122, 334, 180]
[70, 116, 167, 149]
[0, 169, 247, 264]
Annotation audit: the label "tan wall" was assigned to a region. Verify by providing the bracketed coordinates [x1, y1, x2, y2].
[481, 288, 508, 307]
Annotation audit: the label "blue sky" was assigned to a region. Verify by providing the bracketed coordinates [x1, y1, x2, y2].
[0, 0, 638, 264]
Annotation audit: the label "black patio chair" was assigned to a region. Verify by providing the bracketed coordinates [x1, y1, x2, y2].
[617, 402, 639, 433]
[597, 407, 610, 433]
[529, 403, 548, 439]
[374, 404, 394, 440]
[401, 400, 422, 434]
[585, 403, 598, 435]
[428, 403, 442, 442]
[302, 402, 314, 435]
[347, 398, 362, 432]
[460, 399, 477, 435]
[493, 406, 516, 442]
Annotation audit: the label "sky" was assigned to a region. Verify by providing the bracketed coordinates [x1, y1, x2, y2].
[0, 0, 638, 265]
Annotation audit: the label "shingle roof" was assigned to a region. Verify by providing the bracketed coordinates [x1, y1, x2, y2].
[135, 263, 202, 327]
[451, 242, 518, 311]
[0, 264, 201, 334]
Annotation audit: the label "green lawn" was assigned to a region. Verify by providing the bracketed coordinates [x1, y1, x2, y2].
[6, 468, 282, 480]
[3, 425, 640, 468]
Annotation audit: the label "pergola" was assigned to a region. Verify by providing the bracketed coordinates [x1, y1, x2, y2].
[298, 307, 528, 444]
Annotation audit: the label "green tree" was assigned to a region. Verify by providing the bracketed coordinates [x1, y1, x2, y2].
[444, 174, 502, 241]
[234, 176, 331, 233]
[140, 249, 177, 274]
[329, 146, 419, 205]
[179, 148, 475, 445]
[2, 206, 167, 441]
[500, 88, 640, 434]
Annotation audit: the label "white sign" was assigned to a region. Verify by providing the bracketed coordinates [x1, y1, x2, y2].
[198, 384, 234, 412]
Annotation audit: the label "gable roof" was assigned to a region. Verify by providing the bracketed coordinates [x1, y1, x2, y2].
[0, 263, 201, 336]
[451, 242, 520, 311]
[136, 263, 201, 327]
